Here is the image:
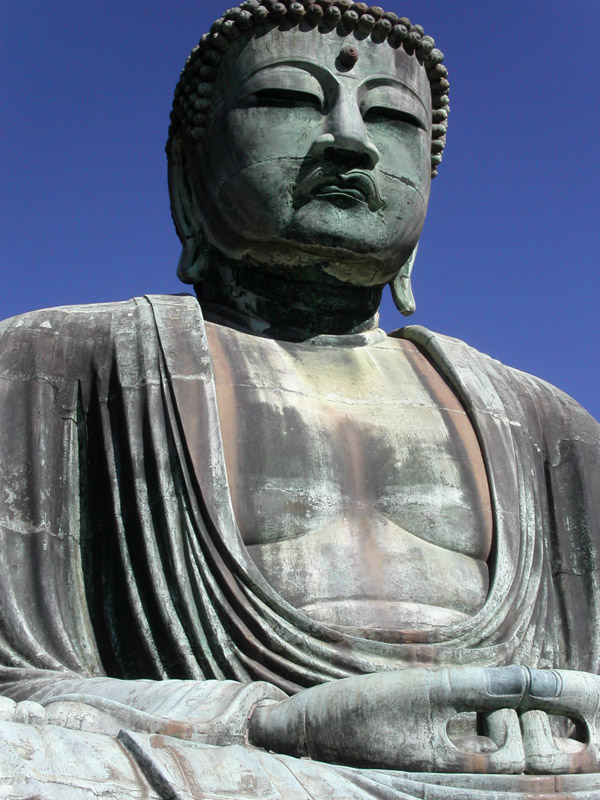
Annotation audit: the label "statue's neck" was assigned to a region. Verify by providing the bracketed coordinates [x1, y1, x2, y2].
[196, 252, 383, 342]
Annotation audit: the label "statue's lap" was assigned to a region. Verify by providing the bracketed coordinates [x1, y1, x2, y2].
[2, 719, 599, 799]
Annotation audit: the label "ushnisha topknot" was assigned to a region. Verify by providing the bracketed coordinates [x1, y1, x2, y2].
[167, 0, 449, 177]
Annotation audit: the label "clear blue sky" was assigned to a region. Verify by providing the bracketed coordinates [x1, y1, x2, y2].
[2, 1, 599, 419]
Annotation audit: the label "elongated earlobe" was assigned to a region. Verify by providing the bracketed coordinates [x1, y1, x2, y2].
[389, 245, 418, 317]
[169, 137, 210, 285]
[176, 234, 209, 284]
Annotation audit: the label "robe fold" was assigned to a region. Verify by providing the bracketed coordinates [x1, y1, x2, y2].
[0, 294, 599, 798]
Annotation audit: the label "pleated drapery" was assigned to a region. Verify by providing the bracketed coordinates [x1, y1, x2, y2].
[2, 294, 598, 695]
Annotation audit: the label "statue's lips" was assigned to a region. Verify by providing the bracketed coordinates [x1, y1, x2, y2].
[294, 167, 387, 213]
[312, 184, 371, 205]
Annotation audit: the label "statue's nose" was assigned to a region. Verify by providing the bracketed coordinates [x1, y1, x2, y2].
[309, 94, 380, 168]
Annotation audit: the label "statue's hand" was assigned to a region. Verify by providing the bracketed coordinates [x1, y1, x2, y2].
[248, 666, 527, 773]
[519, 668, 600, 774]
[0, 695, 120, 736]
[250, 667, 600, 774]
[0, 696, 46, 725]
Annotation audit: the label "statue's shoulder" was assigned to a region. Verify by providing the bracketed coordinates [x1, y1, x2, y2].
[0, 294, 198, 377]
[396, 324, 599, 435]
[0, 294, 197, 337]
[505, 363, 600, 442]
[0, 298, 134, 335]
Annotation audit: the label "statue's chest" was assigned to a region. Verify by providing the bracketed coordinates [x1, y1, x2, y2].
[206, 323, 493, 634]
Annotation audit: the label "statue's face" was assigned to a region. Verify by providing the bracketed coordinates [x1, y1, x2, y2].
[187, 25, 432, 286]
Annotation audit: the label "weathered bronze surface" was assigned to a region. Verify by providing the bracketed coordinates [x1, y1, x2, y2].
[1, 2, 599, 798]
[207, 322, 493, 636]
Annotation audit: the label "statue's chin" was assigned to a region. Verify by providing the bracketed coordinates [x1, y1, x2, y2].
[202, 197, 417, 288]
[285, 201, 408, 260]
[254, 248, 398, 289]
[205, 235, 402, 290]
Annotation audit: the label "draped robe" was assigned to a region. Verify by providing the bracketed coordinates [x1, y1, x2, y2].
[0, 294, 599, 798]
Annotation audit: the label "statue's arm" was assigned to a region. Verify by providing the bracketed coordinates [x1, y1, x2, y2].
[0, 670, 285, 744]
[249, 667, 600, 775]
[517, 369, 600, 674]
[0, 306, 287, 747]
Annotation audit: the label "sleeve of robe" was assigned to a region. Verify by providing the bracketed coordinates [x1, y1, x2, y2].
[0, 299, 286, 739]
[509, 365, 600, 674]
[399, 325, 600, 676]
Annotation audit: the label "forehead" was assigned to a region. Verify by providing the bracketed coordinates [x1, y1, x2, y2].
[216, 24, 431, 106]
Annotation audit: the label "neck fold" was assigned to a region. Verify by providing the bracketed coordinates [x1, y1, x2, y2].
[196, 251, 383, 342]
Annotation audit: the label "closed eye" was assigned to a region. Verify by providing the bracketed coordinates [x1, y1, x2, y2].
[364, 106, 426, 131]
[248, 88, 323, 111]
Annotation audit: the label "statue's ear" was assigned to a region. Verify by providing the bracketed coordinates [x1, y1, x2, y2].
[389, 244, 418, 317]
[168, 137, 209, 285]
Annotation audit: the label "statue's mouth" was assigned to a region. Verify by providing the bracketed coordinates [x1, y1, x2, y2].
[294, 166, 387, 213]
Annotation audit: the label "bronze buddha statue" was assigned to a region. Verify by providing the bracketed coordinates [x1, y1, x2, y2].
[0, 3, 599, 797]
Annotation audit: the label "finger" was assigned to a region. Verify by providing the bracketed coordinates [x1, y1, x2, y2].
[12, 700, 46, 725]
[435, 666, 528, 712]
[521, 709, 600, 774]
[522, 669, 600, 717]
[0, 696, 16, 722]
